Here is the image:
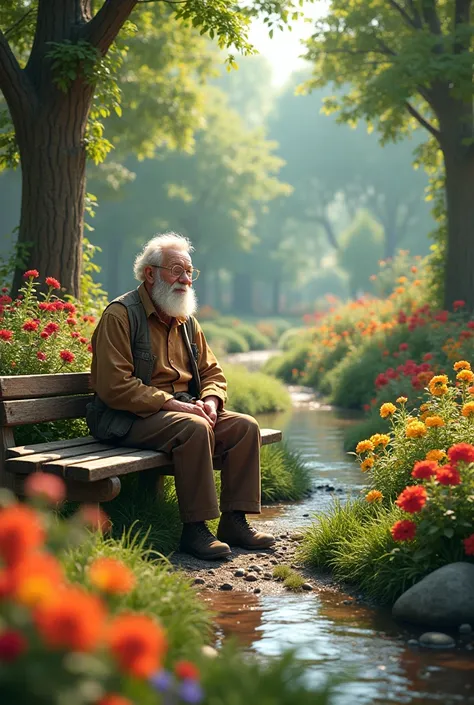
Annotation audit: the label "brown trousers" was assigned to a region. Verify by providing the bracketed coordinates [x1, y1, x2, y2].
[120, 409, 261, 523]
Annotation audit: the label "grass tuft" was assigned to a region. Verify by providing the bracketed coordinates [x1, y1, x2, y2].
[261, 443, 311, 503]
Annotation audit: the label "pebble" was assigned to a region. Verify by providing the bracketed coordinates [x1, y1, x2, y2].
[281, 546, 287, 551]
[303, 514, 309, 518]
[253, 587, 261, 594]
[419, 632, 455, 649]
[234, 569, 246, 578]
[207, 569, 215, 575]
[244, 574, 258, 582]
[290, 532, 304, 542]
[193, 577, 205, 585]
[270, 559, 278, 565]
[257, 553, 268, 558]
[279, 533, 288, 539]
[219, 583, 233, 591]
[264, 576, 272, 580]
[342, 599, 354, 605]
[264, 572, 273, 579]
[407, 639, 419, 647]
[459, 624, 472, 635]
[302, 583, 313, 591]
[201, 645, 218, 659]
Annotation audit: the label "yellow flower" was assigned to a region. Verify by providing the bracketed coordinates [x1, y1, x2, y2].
[454, 360, 471, 372]
[365, 490, 383, 503]
[426, 449, 446, 462]
[420, 403, 430, 413]
[361, 457, 375, 472]
[405, 421, 427, 438]
[425, 415, 445, 428]
[397, 276, 407, 284]
[396, 396, 408, 404]
[356, 439, 375, 454]
[457, 369, 474, 384]
[380, 402, 396, 419]
[462, 402, 474, 418]
[428, 375, 449, 396]
[370, 433, 390, 448]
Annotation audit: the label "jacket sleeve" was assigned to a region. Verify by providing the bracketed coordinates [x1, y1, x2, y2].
[195, 321, 227, 407]
[91, 306, 174, 416]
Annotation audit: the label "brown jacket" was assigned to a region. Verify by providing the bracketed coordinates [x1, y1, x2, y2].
[90, 283, 227, 417]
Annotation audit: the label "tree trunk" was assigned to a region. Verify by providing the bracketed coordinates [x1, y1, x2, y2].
[443, 146, 474, 310]
[232, 272, 253, 314]
[12, 109, 89, 297]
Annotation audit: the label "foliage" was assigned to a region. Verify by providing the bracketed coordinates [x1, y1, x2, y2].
[202, 324, 249, 354]
[260, 443, 311, 503]
[337, 211, 384, 296]
[225, 364, 290, 415]
[232, 322, 271, 350]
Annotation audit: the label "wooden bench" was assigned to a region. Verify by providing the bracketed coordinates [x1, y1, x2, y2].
[0, 373, 282, 503]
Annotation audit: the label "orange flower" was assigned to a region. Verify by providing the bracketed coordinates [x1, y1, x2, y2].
[89, 558, 135, 595]
[462, 402, 474, 418]
[425, 415, 445, 428]
[107, 614, 168, 678]
[365, 490, 383, 503]
[454, 360, 471, 371]
[0, 505, 45, 566]
[457, 369, 474, 384]
[34, 586, 106, 652]
[426, 449, 446, 462]
[12, 552, 64, 607]
[96, 696, 134, 705]
[369, 433, 390, 448]
[78, 505, 112, 533]
[396, 485, 428, 514]
[428, 375, 449, 396]
[361, 457, 374, 472]
[380, 403, 396, 419]
[175, 660, 200, 680]
[356, 440, 375, 454]
[24, 473, 66, 505]
[405, 421, 427, 439]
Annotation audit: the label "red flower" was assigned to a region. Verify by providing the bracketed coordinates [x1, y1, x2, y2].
[411, 460, 438, 480]
[66, 317, 77, 326]
[45, 277, 61, 289]
[79, 337, 88, 345]
[0, 295, 12, 304]
[0, 329, 13, 342]
[22, 320, 39, 332]
[463, 534, 474, 556]
[44, 322, 59, 335]
[391, 519, 417, 542]
[59, 350, 75, 364]
[397, 311, 407, 324]
[23, 270, 39, 279]
[423, 353, 433, 361]
[38, 302, 55, 311]
[435, 464, 461, 486]
[1, 287, 8, 293]
[79, 505, 111, 533]
[399, 343, 408, 351]
[36, 351, 47, 361]
[447, 443, 474, 465]
[87, 344, 93, 353]
[71, 331, 80, 338]
[40, 331, 50, 339]
[24, 473, 66, 504]
[395, 485, 428, 514]
[434, 310, 449, 322]
[0, 630, 28, 662]
[453, 300, 466, 311]
[107, 613, 168, 677]
[96, 695, 134, 705]
[63, 302, 76, 314]
[175, 660, 200, 680]
[468, 321, 474, 330]
[53, 301, 65, 311]
[0, 505, 45, 566]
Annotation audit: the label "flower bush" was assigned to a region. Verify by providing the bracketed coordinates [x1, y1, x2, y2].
[0, 271, 96, 375]
[300, 362, 474, 604]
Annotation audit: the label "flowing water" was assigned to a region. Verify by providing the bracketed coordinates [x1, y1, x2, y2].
[207, 362, 474, 704]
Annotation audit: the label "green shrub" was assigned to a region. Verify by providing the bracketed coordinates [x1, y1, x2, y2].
[261, 443, 311, 502]
[278, 327, 310, 351]
[233, 322, 272, 350]
[225, 363, 290, 415]
[263, 341, 313, 383]
[201, 322, 249, 353]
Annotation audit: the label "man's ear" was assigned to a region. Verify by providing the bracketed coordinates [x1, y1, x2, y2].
[143, 265, 155, 285]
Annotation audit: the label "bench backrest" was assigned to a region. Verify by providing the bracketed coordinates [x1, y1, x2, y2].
[0, 373, 93, 427]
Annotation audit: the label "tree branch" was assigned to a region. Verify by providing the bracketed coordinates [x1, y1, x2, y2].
[454, 0, 472, 53]
[421, 0, 442, 34]
[4, 8, 34, 38]
[404, 100, 441, 141]
[0, 29, 35, 121]
[82, 0, 139, 56]
[385, 0, 419, 29]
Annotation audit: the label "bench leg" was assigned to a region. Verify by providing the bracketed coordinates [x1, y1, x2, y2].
[138, 468, 166, 500]
[0, 429, 15, 493]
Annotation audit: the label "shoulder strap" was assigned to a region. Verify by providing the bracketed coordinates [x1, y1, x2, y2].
[182, 316, 201, 398]
[108, 289, 150, 354]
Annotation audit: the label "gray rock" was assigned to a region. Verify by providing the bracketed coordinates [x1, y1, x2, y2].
[264, 572, 273, 579]
[419, 632, 455, 649]
[207, 569, 215, 575]
[303, 513, 310, 518]
[244, 573, 258, 582]
[302, 583, 313, 591]
[270, 559, 278, 565]
[234, 569, 245, 578]
[219, 583, 233, 591]
[253, 587, 261, 594]
[393, 563, 474, 628]
[193, 577, 205, 585]
[290, 532, 304, 542]
[257, 553, 268, 558]
[407, 639, 419, 647]
[459, 623, 472, 635]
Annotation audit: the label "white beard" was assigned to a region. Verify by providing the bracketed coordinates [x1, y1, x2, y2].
[151, 276, 197, 319]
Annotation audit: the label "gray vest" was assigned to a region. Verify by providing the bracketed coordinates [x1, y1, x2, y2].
[86, 289, 200, 441]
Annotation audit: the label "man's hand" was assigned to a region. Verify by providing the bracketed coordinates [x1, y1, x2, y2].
[200, 395, 220, 428]
[161, 398, 214, 427]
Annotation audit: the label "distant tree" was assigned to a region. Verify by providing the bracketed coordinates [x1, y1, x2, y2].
[337, 210, 384, 296]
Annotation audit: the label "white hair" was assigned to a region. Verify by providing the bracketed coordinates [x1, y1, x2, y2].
[133, 232, 194, 282]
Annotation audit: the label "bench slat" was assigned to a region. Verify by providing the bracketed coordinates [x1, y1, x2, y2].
[261, 428, 282, 445]
[7, 436, 96, 458]
[0, 373, 91, 400]
[0, 395, 93, 426]
[43, 446, 147, 473]
[66, 450, 172, 482]
[5, 443, 120, 474]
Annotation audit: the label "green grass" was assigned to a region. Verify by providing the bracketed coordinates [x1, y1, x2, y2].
[225, 363, 290, 415]
[273, 565, 293, 580]
[263, 341, 313, 384]
[261, 443, 311, 503]
[273, 564, 306, 591]
[62, 527, 212, 662]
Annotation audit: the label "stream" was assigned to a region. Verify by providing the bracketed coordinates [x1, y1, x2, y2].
[207, 354, 474, 704]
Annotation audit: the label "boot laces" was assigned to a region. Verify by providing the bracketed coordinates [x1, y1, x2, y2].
[194, 522, 215, 539]
[234, 512, 257, 535]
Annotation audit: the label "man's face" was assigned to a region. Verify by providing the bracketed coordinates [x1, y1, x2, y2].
[149, 248, 197, 318]
[159, 249, 193, 292]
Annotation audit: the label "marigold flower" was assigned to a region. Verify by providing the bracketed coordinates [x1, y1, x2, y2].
[396, 396, 408, 404]
[461, 402, 474, 418]
[44, 322, 59, 335]
[435, 464, 461, 486]
[0, 505, 45, 566]
[425, 415, 445, 428]
[356, 439, 375, 455]
[380, 403, 396, 419]
[419, 403, 430, 413]
[12, 552, 64, 607]
[369, 433, 390, 448]
[175, 660, 200, 681]
[23, 269, 39, 279]
[360, 457, 374, 472]
[36, 351, 47, 361]
[89, 557, 136, 595]
[0, 329, 13, 342]
[463, 534, 474, 556]
[457, 369, 474, 384]
[34, 586, 106, 652]
[447, 443, 474, 465]
[96, 695, 134, 705]
[428, 375, 449, 396]
[45, 276, 61, 289]
[107, 613, 168, 678]
[405, 421, 427, 439]
[411, 460, 438, 480]
[24, 473, 66, 505]
[59, 349, 75, 364]
[0, 630, 28, 662]
[365, 490, 383, 503]
[454, 360, 471, 371]
[425, 449, 446, 462]
[22, 320, 39, 332]
[395, 485, 428, 513]
[391, 519, 417, 542]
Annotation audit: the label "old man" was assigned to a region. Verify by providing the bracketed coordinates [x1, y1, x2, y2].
[87, 232, 275, 560]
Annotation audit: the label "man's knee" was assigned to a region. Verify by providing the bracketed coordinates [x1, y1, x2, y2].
[227, 412, 260, 439]
[180, 414, 214, 442]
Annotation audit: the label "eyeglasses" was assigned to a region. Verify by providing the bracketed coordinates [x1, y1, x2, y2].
[152, 264, 200, 282]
